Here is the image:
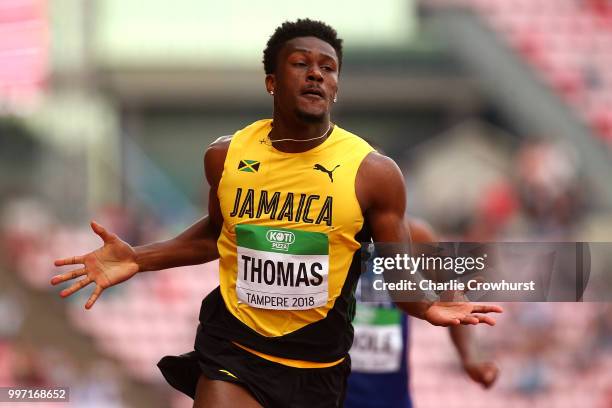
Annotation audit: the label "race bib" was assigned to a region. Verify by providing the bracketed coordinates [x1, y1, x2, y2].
[350, 305, 403, 373]
[235, 224, 329, 310]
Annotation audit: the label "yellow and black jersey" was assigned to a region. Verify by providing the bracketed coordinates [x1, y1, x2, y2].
[200, 119, 374, 365]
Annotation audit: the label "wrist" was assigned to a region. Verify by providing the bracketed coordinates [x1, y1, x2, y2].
[416, 299, 435, 320]
[133, 246, 146, 273]
[418, 290, 440, 320]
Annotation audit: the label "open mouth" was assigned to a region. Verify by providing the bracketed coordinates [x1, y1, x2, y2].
[301, 88, 325, 99]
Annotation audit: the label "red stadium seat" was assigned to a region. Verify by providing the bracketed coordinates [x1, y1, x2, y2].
[423, 0, 612, 148]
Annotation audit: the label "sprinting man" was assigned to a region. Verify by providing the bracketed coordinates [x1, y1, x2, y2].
[51, 19, 502, 408]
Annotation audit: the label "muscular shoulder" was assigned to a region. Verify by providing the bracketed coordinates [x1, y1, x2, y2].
[356, 151, 406, 213]
[360, 151, 402, 179]
[204, 135, 232, 187]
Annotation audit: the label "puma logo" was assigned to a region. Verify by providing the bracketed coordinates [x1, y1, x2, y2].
[313, 164, 340, 182]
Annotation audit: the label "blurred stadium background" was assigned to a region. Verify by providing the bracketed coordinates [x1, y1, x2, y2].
[1, 0, 612, 407]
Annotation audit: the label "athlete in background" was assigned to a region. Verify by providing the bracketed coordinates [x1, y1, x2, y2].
[346, 219, 498, 408]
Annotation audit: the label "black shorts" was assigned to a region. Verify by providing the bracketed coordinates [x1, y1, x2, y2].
[157, 325, 351, 408]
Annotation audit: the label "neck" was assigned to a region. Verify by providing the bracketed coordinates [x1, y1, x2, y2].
[269, 113, 332, 153]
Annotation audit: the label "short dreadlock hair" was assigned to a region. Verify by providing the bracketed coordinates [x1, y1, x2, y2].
[263, 18, 343, 75]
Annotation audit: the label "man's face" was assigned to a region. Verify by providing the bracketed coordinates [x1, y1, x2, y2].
[268, 36, 339, 123]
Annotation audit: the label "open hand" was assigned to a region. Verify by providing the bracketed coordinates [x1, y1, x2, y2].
[51, 221, 139, 309]
[424, 302, 503, 326]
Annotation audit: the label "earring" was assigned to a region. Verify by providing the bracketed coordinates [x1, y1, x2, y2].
[333, 95, 337, 103]
[269, 90, 274, 95]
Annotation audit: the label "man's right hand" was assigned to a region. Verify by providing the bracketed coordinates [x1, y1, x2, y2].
[51, 221, 139, 309]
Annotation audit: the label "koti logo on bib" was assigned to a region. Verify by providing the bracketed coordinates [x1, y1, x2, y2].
[235, 224, 329, 310]
[266, 230, 295, 251]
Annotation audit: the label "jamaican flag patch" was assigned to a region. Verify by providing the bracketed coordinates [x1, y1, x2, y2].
[238, 159, 260, 173]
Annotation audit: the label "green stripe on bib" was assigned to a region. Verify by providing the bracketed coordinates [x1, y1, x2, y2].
[236, 224, 328, 255]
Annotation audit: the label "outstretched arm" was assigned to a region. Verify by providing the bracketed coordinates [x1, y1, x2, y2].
[50, 136, 231, 308]
[356, 152, 503, 325]
[134, 214, 219, 272]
